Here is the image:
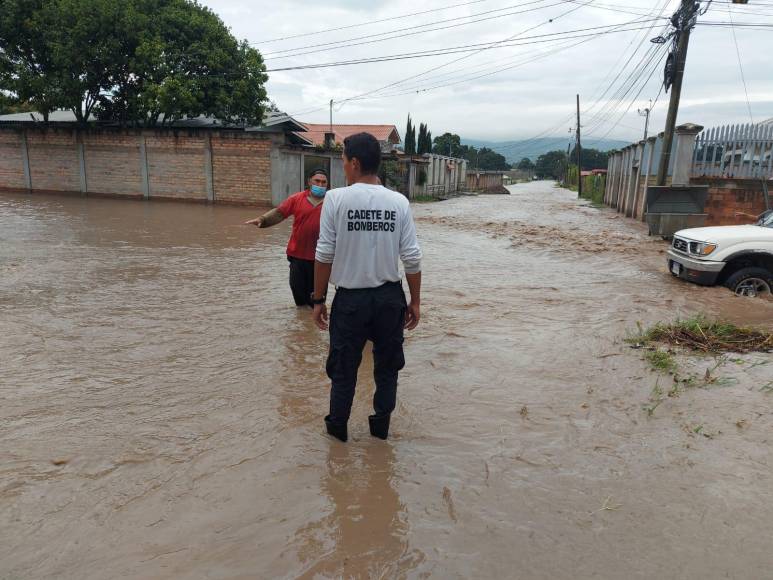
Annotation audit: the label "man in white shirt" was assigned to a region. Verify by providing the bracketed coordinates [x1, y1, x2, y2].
[312, 132, 422, 442]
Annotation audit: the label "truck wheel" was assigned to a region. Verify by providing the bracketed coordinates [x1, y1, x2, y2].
[723, 267, 773, 298]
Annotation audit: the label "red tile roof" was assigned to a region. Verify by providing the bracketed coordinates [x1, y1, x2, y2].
[298, 123, 401, 147]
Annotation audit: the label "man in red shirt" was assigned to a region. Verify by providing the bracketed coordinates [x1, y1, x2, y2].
[245, 169, 328, 306]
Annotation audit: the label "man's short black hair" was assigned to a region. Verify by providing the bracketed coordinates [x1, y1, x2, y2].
[343, 132, 381, 175]
[308, 167, 328, 180]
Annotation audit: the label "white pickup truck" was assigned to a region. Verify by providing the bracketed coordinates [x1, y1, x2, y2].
[667, 211, 773, 298]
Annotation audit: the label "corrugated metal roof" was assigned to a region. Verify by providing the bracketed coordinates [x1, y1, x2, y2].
[0, 110, 77, 123]
[0, 109, 307, 133]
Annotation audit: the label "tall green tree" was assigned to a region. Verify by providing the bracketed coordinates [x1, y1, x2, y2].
[535, 150, 568, 179]
[0, 0, 269, 126]
[418, 122, 434, 154]
[432, 132, 463, 157]
[0, 92, 33, 114]
[568, 146, 610, 171]
[0, 0, 62, 121]
[475, 147, 510, 171]
[404, 115, 416, 154]
[517, 157, 535, 172]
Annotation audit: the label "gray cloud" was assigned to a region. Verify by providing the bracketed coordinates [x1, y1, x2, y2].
[205, 0, 773, 143]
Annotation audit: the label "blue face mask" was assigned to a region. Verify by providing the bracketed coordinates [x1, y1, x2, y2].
[310, 184, 327, 197]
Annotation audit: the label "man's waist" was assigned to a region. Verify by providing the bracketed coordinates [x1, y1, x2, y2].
[336, 280, 402, 292]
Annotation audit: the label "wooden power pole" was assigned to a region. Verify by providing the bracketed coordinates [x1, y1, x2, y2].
[656, 0, 698, 186]
[576, 94, 582, 198]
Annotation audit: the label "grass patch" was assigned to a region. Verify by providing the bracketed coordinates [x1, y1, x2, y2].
[629, 315, 772, 418]
[628, 315, 773, 354]
[411, 195, 445, 203]
[645, 349, 677, 373]
[643, 378, 664, 416]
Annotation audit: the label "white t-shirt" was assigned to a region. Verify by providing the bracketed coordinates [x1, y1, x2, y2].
[315, 182, 422, 289]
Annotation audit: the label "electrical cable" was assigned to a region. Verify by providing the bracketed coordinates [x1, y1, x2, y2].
[262, 0, 562, 60]
[287, 0, 601, 117]
[726, 3, 755, 124]
[267, 22, 665, 73]
[254, 0, 491, 44]
[498, 0, 672, 154]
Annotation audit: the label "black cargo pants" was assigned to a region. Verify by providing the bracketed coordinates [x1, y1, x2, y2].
[326, 281, 407, 425]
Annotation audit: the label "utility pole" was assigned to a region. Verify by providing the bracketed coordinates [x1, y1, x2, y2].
[576, 94, 582, 198]
[655, 0, 698, 186]
[329, 99, 333, 135]
[638, 100, 652, 140]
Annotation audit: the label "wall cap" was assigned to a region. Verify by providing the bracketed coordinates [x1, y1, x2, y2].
[675, 123, 704, 135]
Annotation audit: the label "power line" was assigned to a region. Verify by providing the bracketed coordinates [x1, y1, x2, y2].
[352, 35, 584, 95]
[577, 27, 669, 133]
[268, 20, 665, 73]
[586, 45, 669, 140]
[502, 0, 672, 154]
[288, 0, 601, 117]
[254, 0, 491, 44]
[347, 31, 614, 99]
[578, 12, 672, 139]
[696, 21, 773, 27]
[262, 0, 561, 59]
[582, 40, 669, 135]
[726, 3, 755, 124]
[581, 28, 667, 131]
[560, 0, 667, 17]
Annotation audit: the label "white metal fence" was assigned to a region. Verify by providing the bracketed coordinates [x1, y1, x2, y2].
[692, 123, 773, 179]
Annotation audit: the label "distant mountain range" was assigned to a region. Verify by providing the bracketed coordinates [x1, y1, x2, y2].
[461, 137, 631, 164]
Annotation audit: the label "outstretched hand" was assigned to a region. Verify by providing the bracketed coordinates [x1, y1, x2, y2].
[245, 216, 265, 227]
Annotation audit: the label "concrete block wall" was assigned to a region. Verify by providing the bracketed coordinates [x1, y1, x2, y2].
[692, 177, 769, 226]
[0, 127, 274, 204]
[212, 134, 272, 204]
[0, 131, 25, 189]
[84, 132, 143, 196]
[27, 130, 80, 192]
[145, 134, 208, 200]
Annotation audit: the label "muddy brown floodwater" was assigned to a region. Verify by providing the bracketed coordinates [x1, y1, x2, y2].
[2, 182, 772, 579]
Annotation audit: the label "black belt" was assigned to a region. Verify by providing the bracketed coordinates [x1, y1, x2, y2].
[336, 280, 401, 292]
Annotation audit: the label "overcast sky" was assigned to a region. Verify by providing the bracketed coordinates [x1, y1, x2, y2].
[202, 0, 773, 144]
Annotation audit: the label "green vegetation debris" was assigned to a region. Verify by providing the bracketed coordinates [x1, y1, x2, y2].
[645, 349, 677, 373]
[628, 315, 772, 354]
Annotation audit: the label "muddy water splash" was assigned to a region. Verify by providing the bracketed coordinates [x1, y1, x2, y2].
[1, 184, 772, 579]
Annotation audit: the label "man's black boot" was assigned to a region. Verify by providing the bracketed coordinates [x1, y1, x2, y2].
[368, 414, 391, 440]
[324, 415, 348, 442]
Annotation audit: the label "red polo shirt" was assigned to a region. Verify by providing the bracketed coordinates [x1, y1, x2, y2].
[277, 190, 323, 261]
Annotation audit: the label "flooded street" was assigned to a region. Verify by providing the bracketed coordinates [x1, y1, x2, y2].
[2, 182, 772, 579]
